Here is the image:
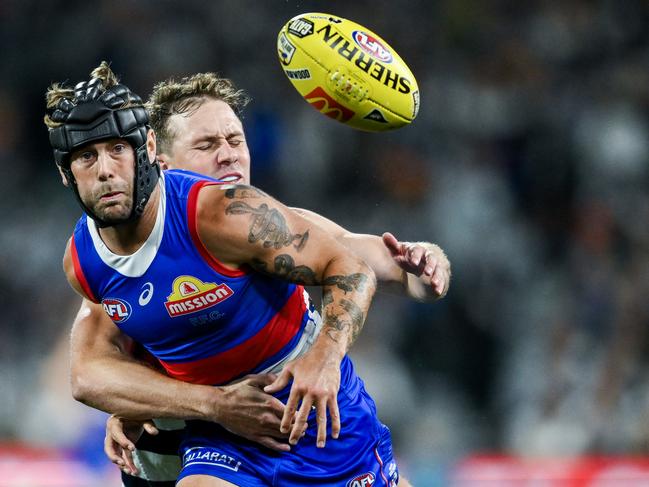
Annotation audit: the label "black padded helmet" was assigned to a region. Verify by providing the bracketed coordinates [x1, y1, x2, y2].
[48, 77, 159, 227]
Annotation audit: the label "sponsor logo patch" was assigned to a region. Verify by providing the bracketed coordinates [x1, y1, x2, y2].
[387, 459, 399, 487]
[352, 31, 393, 63]
[304, 87, 355, 122]
[138, 282, 154, 306]
[183, 446, 242, 472]
[285, 68, 311, 80]
[288, 17, 314, 37]
[165, 276, 233, 317]
[364, 109, 388, 123]
[277, 32, 296, 65]
[102, 297, 132, 324]
[347, 472, 375, 487]
[412, 90, 420, 119]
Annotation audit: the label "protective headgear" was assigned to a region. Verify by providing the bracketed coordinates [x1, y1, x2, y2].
[48, 77, 160, 227]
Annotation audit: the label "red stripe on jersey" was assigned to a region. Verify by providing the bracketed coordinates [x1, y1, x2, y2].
[70, 236, 98, 303]
[374, 447, 390, 486]
[159, 286, 307, 385]
[187, 181, 247, 278]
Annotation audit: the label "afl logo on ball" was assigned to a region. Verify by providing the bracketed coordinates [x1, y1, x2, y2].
[102, 298, 132, 324]
[352, 31, 393, 63]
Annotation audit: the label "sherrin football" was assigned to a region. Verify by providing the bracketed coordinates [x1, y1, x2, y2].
[277, 13, 419, 131]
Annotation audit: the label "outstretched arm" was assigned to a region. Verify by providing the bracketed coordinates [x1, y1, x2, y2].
[291, 208, 450, 301]
[197, 184, 377, 448]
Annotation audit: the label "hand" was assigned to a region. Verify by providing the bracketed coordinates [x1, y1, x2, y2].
[104, 415, 158, 476]
[264, 346, 341, 449]
[212, 373, 293, 452]
[382, 232, 450, 298]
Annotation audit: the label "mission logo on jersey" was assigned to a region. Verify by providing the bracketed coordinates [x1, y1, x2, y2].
[165, 275, 233, 317]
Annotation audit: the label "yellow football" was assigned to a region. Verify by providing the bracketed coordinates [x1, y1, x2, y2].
[277, 13, 419, 131]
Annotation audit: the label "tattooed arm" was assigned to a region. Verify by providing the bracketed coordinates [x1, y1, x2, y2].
[292, 208, 450, 301]
[196, 184, 377, 448]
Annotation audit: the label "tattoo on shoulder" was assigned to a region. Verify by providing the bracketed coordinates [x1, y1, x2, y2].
[226, 201, 309, 251]
[251, 254, 318, 285]
[323, 274, 369, 294]
[224, 186, 265, 200]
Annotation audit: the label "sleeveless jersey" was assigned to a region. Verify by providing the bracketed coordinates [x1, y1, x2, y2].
[70, 169, 319, 385]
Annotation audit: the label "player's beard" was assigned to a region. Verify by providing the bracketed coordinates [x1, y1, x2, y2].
[83, 181, 134, 225]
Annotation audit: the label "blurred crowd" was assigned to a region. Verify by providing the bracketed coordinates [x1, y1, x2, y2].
[2, 0, 649, 483]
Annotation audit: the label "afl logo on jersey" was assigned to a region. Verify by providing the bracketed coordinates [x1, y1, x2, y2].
[347, 472, 375, 487]
[165, 275, 233, 317]
[102, 298, 132, 323]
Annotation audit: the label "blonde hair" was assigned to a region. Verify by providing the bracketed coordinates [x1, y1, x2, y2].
[146, 72, 251, 154]
[43, 61, 130, 129]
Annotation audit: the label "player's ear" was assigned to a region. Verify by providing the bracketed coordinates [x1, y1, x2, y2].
[58, 166, 70, 187]
[146, 129, 157, 163]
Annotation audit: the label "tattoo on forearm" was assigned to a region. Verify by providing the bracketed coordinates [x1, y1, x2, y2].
[322, 289, 334, 307]
[323, 298, 365, 345]
[226, 201, 309, 251]
[323, 273, 368, 294]
[224, 186, 265, 199]
[251, 254, 318, 285]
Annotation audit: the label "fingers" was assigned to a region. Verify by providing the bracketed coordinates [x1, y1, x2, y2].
[142, 420, 159, 436]
[329, 396, 341, 440]
[271, 371, 296, 434]
[314, 397, 328, 448]
[382, 232, 402, 256]
[104, 434, 138, 476]
[264, 370, 291, 394]
[241, 373, 278, 388]
[280, 384, 300, 435]
[430, 264, 448, 295]
[406, 245, 427, 268]
[121, 447, 138, 476]
[421, 250, 437, 276]
[104, 415, 145, 475]
[289, 396, 313, 446]
[426, 251, 449, 296]
[104, 434, 123, 465]
[108, 421, 136, 453]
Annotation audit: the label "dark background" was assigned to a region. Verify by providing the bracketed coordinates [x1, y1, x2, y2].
[2, 1, 649, 484]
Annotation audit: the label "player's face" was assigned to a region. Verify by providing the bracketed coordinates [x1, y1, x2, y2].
[161, 98, 251, 184]
[68, 138, 135, 223]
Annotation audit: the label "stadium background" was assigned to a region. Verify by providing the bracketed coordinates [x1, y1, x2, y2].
[2, 0, 649, 485]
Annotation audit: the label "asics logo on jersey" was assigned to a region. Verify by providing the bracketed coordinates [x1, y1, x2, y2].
[139, 282, 154, 306]
[102, 298, 132, 324]
[165, 275, 233, 317]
